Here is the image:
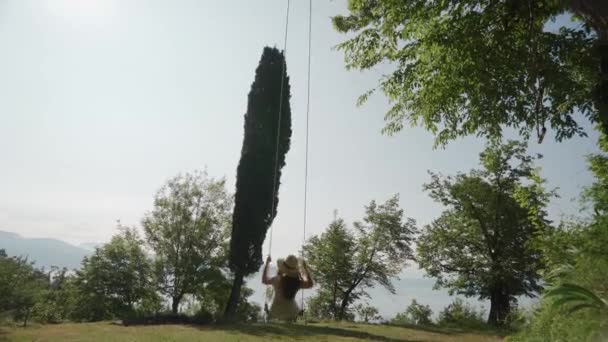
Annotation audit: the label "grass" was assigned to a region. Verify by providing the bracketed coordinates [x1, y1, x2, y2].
[0, 321, 505, 341]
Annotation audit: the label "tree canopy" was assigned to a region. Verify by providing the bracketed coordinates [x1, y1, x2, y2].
[304, 196, 416, 320]
[143, 171, 232, 314]
[332, 0, 602, 146]
[74, 226, 156, 320]
[417, 140, 553, 325]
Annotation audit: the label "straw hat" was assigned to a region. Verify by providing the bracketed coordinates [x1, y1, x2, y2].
[277, 254, 300, 277]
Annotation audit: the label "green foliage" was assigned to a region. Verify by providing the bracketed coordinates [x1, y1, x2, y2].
[142, 170, 232, 314]
[513, 134, 608, 341]
[0, 250, 47, 326]
[437, 298, 486, 330]
[193, 270, 260, 322]
[32, 267, 79, 323]
[391, 299, 433, 326]
[304, 215, 356, 320]
[304, 196, 416, 321]
[229, 46, 292, 276]
[545, 283, 608, 314]
[509, 301, 608, 342]
[584, 133, 608, 217]
[515, 223, 608, 340]
[417, 140, 552, 326]
[307, 289, 344, 321]
[332, 0, 599, 146]
[354, 303, 382, 323]
[73, 227, 156, 321]
[225, 46, 292, 319]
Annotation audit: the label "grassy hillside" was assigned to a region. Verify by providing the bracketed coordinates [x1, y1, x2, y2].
[1, 321, 504, 342]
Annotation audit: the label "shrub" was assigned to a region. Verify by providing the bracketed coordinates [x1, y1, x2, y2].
[390, 299, 433, 326]
[437, 298, 486, 329]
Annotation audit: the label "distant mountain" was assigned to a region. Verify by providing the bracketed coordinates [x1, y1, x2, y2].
[0, 230, 93, 270]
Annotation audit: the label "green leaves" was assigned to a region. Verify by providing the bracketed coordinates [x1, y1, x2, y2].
[511, 134, 608, 340]
[230, 47, 293, 277]
[304, 196, 416, 321]
[544, 283, 608, 314]
[417, 140, 552, 325]
[333, 0, 597, 146]
[394, 299, 433, 326]
[0, 252, 47, 326]
[75, 227, 156, 321]
[142, 170, 233, 313]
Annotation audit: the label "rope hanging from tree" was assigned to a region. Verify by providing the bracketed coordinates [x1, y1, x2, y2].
[267, 0, 291, 256]
[264, 0, 313, 323]
[300, 0, 313, 321]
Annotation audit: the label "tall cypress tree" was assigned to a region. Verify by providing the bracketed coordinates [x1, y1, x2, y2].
[224, 47, 292, 319]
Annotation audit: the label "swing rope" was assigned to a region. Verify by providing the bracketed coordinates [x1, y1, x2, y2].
[264, 0, 313, 324]
[300, 0, 313, 322]
[267, 0, 291, 257]
[263, 0, 290, 318]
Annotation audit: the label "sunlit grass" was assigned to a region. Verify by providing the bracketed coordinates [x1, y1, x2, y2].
[1, 321, 504, 341]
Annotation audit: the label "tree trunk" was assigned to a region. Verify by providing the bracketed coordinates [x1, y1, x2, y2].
[331, 281, 338, 320]
[487, 289, 511, 326]
[171, 294, 183, 314]
[23, 308, 30, 327]
[223, 270, 244, 321]
[337, 289, 353, 321]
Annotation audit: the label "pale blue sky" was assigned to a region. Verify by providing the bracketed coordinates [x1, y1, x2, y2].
[0, 1, 601, 314]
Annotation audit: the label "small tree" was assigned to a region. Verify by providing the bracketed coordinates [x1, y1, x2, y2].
[225, 46, 292, 319]
[307, 289, 341, 321]
[304, 214, 355, 320]
[304, 196, 416, 320]
[75, 226, 155, 320]
[391, 299, 433, 326]
[437, 299, 486, 328]
[391, 300, 433, 326]
[143, 171, 232, 314]
[0, 250, 47, 327]
[32, 267, 76, 323]
[406, 300, 433, 326]
[355, 303, 382, 323]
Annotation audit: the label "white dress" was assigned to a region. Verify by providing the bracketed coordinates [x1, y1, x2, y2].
[269, 276, 300, 321]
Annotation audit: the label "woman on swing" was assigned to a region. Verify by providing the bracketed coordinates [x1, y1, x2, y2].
[262, 254, 314, 322]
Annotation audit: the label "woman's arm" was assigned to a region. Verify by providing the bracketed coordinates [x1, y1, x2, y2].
[262, 256, 272, 285]
[300, 260, 314, 289]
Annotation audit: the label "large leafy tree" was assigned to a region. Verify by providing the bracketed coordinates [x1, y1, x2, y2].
[332, 0, 604, 146]
[143, 171, 232, 314]
[304, 196, 416, 321]
[225, 46, 292, 319]
[417, 140, 553, 326]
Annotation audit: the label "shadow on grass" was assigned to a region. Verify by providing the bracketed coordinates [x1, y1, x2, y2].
[210, 322, 418, 342]
[383, 323, 456, 335]
[388, 323, 508, 338]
